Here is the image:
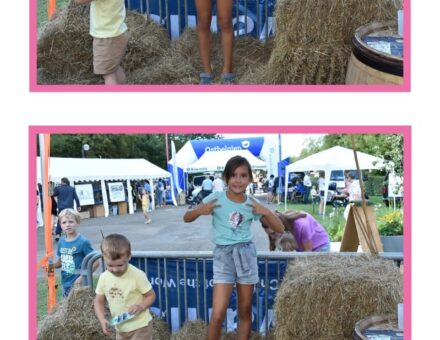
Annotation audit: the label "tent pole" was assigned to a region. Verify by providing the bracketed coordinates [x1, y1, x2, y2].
[101, 179, 109, 217]
[127, 179, 134, 214]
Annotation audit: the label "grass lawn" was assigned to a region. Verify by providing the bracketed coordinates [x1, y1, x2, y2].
[37, 0, 70, 27]
[37, 276, 100, 322]
[37, 276, 62, 322]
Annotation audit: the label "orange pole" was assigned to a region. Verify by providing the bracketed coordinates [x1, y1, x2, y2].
[40, 134, 57, 312]
[48, 0, 57, 20]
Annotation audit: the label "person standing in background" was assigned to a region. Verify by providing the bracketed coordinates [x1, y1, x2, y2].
[212, 173, 225, 193]
[318, 171, 325, 216]
[52, 177, 81, 241]
[303, 172, 312, 204]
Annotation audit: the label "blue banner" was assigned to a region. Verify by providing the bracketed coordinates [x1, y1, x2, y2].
[126, 0, 275, 39]
[130, 257, 287, 333]
[190, 137, 265, 159]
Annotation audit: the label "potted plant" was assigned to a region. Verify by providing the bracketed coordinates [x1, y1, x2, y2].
[378, 211, 403, 252]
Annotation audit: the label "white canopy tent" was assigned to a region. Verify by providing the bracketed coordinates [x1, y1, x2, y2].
[284, 146, 389, 215]
[185, 149, 267, 173]
[37, 157, 174, 217]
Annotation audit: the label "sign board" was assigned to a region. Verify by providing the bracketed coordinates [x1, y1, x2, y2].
[75, 183, 95, 206]
[108, 182, 126, 203]
[340, 205, 383, 252]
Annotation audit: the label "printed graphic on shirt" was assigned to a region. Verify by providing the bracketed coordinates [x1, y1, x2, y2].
[60, 246, 77, 274]
[109, 286, 125, 300]
[228, 211, 244, 231]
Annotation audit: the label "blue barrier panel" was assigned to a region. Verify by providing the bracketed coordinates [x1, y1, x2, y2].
[130, 257, 287, 333]
[125, 0, 275, 39]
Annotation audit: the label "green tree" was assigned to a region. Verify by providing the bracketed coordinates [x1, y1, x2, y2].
[42, 134, 218, 169]
[297, 134, 403, 175]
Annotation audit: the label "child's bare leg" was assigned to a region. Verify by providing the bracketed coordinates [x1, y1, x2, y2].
[115, 65, 126, 84]
[207, 283, 233, 340]
[195, 0, 213, 73]
[236, 283, 254, 340]
[103, 66, 126, 85]
[217, 0, 233, 74]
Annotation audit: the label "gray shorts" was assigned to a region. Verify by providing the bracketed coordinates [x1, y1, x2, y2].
[213, 242, 259, 285]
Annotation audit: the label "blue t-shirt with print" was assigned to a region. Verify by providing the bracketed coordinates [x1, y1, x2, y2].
[202, 191, 261, 245]
[57, 234, 94, 290]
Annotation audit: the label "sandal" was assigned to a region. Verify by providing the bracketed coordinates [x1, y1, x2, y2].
[221, 73, 236, 84]
[199, 73, 213, 85]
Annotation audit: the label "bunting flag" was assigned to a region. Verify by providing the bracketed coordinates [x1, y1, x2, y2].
[36, 134, 57, 311]
[48, 0, 56, 20]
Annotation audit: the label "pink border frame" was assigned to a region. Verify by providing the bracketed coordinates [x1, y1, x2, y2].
[29, 1, 411, 92]
[29, 125, 411, 339]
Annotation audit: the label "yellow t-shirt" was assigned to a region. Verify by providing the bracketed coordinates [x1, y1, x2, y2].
[90, 0, 128, 38]
[141, 194, 149, 211]
[95, 264, 153, 333]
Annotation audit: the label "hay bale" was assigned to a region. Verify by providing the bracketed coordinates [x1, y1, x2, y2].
[274, 255, 402, 339]
[37, 2, 98, 84]
[171, 320, 208, 340]
[129, 28, 200, 84]
[37, 286, 114, 340]
[151, 314, 172, 340]
[221, 331, 266, 339]
[131, 28, 274, 84]
[37, 1, 170, 84]
[274, 0, 403, 45]
[261, 42, 351, 84]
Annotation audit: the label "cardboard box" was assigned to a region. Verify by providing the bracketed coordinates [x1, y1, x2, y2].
[93, 205, 105, 217]
[118, 202, 127, 215]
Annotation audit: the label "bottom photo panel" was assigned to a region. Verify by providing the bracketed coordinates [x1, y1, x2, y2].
[30, 126, 410, 340]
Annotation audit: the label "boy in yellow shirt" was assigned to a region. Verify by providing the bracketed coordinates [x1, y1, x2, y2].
[75, 0, 129, 84]
[94, 234, 156, 339]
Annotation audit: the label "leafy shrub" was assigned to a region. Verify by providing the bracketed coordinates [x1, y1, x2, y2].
[378, 211, 403, 236]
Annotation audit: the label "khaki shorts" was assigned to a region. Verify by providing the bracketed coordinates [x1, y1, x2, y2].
[93, 31, 130, 75]
[116, 323, 152, 340]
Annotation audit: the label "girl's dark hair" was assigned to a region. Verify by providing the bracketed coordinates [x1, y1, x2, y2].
[223, 156, 253, 184]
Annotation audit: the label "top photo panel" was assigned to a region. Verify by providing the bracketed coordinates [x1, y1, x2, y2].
[31, 0, 409, 92]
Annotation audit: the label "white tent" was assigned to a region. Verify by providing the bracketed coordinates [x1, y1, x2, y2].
[284, 146, 389, 214]
[36, 157, 173, 217]
[185, 149, 267, 173]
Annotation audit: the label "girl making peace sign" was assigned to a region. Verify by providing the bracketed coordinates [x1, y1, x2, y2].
[184, 155, 283, 339]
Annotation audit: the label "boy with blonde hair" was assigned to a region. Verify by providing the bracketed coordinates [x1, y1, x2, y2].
[54, 208, 96, 297]
[94, 234, 156, 339]
[75, 0, 130, 84]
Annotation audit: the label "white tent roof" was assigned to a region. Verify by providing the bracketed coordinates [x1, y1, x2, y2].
[284, 146, 388, 215]
[37, 157, 171, 183]
[185, 150, 267, 174]
[285, 146, 387, 173]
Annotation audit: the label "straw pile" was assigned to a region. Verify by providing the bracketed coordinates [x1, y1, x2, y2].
[262, 0, 403, 84]
[37, 286, 114, 340]
[151, 314, 172, 340]
[274, 255, 402, 339]
[171, 320, 208, 340]
[37, 1, 170, 84]
[130, 29, 273, 84]
[221, 331, 266, 340]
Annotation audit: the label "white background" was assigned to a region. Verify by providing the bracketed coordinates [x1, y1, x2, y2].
[1, 1, 439, 338]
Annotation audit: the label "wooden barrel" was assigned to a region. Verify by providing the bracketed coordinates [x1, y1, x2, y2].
[346, 21, 403, 85]
[353, 314, 403, 340]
